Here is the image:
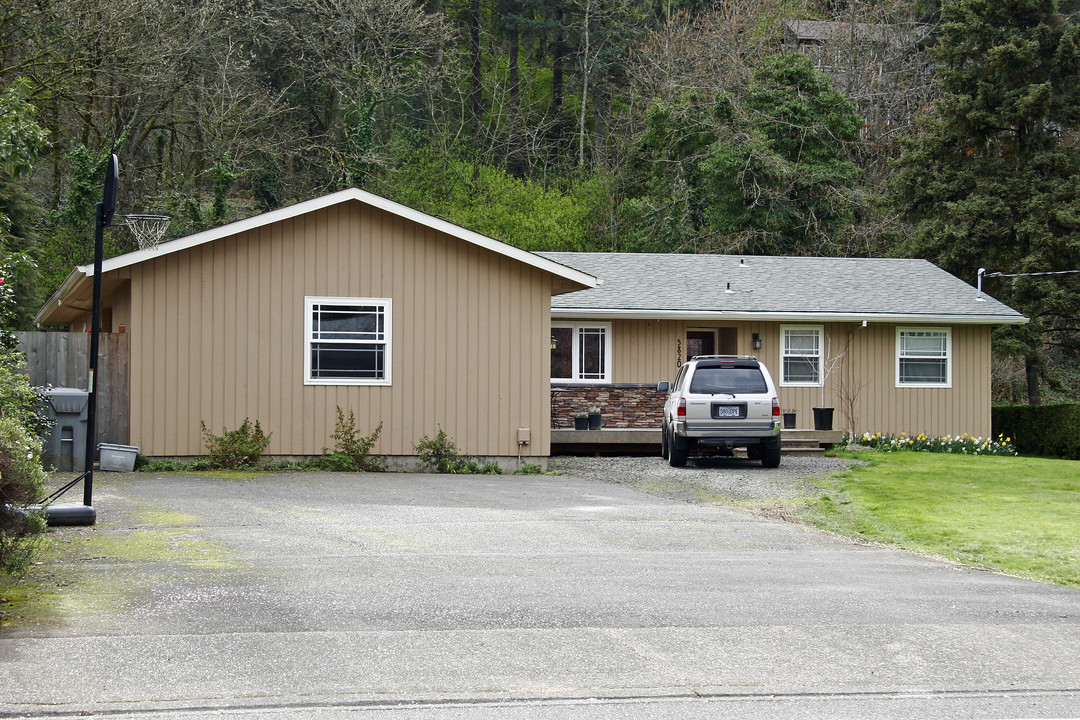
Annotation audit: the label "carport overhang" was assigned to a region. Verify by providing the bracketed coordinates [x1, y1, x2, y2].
[36, 269, 130, 328]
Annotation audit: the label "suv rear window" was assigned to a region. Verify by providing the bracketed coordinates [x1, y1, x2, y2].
[688, 367, 768, 394]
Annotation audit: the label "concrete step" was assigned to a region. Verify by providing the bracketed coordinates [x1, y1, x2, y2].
[783, 447, 827, 457]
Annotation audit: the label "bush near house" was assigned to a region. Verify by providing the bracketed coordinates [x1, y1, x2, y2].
[199, 419, 272, 469]
[0, 255, 52, 576]
[414, 429, 502, 474]
[993, 403, 1080, 460]
[0, 414, 47, 575]
[328, 408, 385, 472]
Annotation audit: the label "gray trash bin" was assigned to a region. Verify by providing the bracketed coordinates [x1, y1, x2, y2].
[41, 388, 89, 472]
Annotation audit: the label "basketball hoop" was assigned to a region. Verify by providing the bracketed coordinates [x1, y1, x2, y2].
[119, 214, 171, 251]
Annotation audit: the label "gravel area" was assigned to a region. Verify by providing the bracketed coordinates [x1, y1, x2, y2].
[549, 453, 863, 504]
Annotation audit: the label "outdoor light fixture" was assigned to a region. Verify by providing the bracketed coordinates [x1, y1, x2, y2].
[752, 333, 762, 350]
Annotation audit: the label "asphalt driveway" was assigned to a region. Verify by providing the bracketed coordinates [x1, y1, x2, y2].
[1, 470, 1079, 719]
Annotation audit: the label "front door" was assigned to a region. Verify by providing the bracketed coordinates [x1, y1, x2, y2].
[686, 329, 717, 360]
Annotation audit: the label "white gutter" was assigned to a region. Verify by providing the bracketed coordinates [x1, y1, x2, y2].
[551, 308, 1028, 325]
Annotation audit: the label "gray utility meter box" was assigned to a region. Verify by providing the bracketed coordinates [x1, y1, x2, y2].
[41, 388, 89, 472]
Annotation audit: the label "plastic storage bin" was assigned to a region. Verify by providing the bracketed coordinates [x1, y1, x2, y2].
[98, 443, 139, 472]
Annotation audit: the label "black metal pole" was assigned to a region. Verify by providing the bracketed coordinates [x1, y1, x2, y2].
[83, 200, 105, 506]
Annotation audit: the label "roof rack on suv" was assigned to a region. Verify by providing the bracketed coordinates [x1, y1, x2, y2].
[688, 354, 759, 362]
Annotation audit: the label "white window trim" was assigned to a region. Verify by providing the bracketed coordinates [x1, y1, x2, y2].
[304, 296, 392, 386]
[896, 326, 951, 388]
[551, 322, 612, 384]
[779, 324, 824, 387]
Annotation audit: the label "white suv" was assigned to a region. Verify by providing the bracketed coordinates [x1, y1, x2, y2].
[657, 355, 782, 468]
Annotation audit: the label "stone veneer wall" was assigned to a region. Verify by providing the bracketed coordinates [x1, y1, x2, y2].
[551, 384, 666, 428]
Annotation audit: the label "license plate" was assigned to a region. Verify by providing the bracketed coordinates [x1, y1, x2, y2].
[713, 405, 742, 418]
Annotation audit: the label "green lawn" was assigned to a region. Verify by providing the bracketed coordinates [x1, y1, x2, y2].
[804, 452, 1080, 588]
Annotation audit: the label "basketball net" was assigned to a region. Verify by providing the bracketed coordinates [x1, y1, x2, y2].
[119, 214, 171, 251]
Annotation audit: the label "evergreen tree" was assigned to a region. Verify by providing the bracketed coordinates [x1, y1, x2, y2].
[887, 0, 1080, 404]
[614, 53, 862, 254]
[0, 79, 48, 329]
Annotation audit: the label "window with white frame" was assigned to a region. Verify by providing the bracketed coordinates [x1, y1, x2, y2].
[897, 327, 951, 387]
[780, 325, 823, 386]
[551, 322, 611, 383]
[305, 297, 392, 385]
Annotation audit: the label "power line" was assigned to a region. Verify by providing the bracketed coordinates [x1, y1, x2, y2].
[976, 267, 1080, 300]
[984, 269, 1080, 278]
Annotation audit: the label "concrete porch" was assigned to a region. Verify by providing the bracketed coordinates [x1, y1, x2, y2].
[550, 428, 846, 456]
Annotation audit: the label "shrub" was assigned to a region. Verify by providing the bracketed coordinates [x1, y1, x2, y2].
[853, 431, 1016, 456]
[993, 403, 1080, 459]
[0, 318, 51, 576]
[0, 349, 53, 439]
[414, 428, 503, 474]
[0, 416, 47, 575]
[134, 456, 189, 472]
[310, 453, 359, 472]
[329, 408, 385, 472]
[199, 419, 272, 469]
[513, 463, 544, 475]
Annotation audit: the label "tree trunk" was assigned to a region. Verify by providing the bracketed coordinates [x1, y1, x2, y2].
[592, 82, 608, 167]
[578, 2, 590, 167]
[508, 21, 523, 175]
[551, 6, 565, 119]
[1026, 355, 1041, 406]
[468, 0, 482, 129]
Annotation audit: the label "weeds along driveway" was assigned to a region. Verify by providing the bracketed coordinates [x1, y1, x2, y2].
[2, 470, 1079, 717]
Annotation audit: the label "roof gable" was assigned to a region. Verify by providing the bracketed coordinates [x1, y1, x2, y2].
[105, 189, 596, 285]
[540, 253, 1026, 325]
[37, 189, 597, 325]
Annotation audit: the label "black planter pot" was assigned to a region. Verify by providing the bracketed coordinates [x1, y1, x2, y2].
[812, 407, 834, 431]
[783, 412, 797, 429]
[574, 415, 589, 430]
[588, 413, 603, 430]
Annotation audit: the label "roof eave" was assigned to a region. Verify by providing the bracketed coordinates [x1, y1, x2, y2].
[34, 267, 88, 327]
[551, 308, 1029, 325]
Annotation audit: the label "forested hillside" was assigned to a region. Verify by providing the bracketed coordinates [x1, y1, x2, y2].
[1, 0, 1079, 402]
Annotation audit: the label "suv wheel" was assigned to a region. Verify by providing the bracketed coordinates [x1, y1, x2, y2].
[761, 441, 781, 468]
[668, 427, 688, 467]
[661, 422, 669, 460]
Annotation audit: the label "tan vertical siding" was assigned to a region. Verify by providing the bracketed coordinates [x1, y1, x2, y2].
[598, 318, 993, 437]
[612, 319, 683, 383]
[123, 200, 554, 458]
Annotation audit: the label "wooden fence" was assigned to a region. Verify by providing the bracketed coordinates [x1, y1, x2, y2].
[15, 331, 130, 448]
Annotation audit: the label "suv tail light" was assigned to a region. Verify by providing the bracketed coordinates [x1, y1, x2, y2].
[677, 398, 686, 417]
[772, 397, 780, 417]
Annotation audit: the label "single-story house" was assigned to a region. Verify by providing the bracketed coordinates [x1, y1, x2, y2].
[538, 252, 1025, 439]
[35, 189, 1025, 465]
[35, 189, 598, 468]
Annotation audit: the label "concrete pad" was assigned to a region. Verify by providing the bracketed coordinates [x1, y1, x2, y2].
[1, 471, 1079, 718]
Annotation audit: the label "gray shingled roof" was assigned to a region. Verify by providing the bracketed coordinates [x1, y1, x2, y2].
[539, 253, 1025, 324]
[782, 19, 931, 45]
